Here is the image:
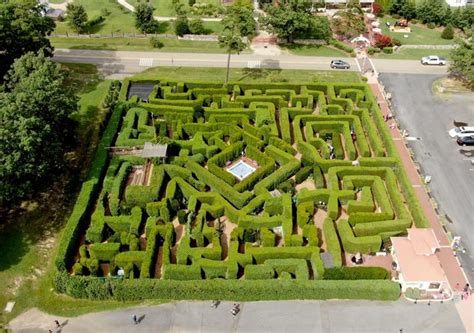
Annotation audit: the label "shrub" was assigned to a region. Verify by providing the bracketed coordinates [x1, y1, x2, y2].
[189, 19, 206, 35]
[391, 38, 401, 46]
[174, 15, 190, 36]
[367, 47, 381, 55]
[411, 19, 418, 24]
[441, 24, 454, 39]
[372, 3, 383, 17]
[383, 47, 393, 54]
[427, 22, 435, 29]
[374, 34, 392, 48]
[329, 39, 354, 53]
[150, 37, 164, 48]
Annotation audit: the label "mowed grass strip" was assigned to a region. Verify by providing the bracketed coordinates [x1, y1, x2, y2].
[50, 37, 227, 53]
[280, 44, 350, 57]
[376, 48, 452, 60]
[131, 66, 362, 83]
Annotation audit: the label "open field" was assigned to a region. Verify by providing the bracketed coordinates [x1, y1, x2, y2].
[127, 0, 223, 17]
[379, 16, 455, 45]
[53, 0, 139, 34]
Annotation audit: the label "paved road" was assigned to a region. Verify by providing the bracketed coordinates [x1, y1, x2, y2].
[10, 300, 465, 333]
[53, 49, 448, 78]
[380, 74, 474, 285]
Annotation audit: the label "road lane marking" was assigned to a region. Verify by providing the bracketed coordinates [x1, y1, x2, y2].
[138, 58, 153, 67]
[247, 60, 261, 68]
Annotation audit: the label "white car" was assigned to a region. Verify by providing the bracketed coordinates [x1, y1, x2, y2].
[448, 126, 474, 138]
[421, 55, 447, 65]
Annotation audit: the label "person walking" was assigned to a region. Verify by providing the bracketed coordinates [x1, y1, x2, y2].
[54, 320, 61, 328]
[132, 314, 138, 324]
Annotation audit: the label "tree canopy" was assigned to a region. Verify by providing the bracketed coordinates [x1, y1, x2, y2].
[135, 3, 158, 33]
[449, 39, 474, 89]
[0, 0, 55, 78]
[260, 3, 330, 43]
[223, 5, 257, 38]
[0, 52, 78, 207]
[218, 21, 247, 83]
[66, 3, 88, 33]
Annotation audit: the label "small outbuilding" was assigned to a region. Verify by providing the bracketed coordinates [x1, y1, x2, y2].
[391, 228, 449, 292]
[141, 143, 168, 162]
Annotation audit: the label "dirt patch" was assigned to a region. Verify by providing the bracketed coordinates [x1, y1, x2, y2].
[296, 179, 315, 192]
[313, 209, 327, 251]
[432, 77, 472, 98]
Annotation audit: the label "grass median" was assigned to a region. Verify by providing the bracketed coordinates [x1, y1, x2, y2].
[131, 66, 362, 83]
[50, 37, 227, 53]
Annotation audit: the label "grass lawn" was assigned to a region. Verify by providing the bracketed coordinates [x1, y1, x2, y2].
[0, 63, 140, 326]
[280, 44, 350, 57]
[131, 66, 362, 83]
[50, 37, 227, 53]
[376, 48, 452, 60]
[54, 0, 138, 34]
[379, 16, 455, 45]
[127, 0, 222, 17]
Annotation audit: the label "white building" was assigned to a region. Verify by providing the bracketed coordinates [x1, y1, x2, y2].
[391, 228, 449, 293]
[445, 0, 473, 7]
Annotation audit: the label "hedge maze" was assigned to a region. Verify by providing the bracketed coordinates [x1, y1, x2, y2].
[55, 79, 428, 301]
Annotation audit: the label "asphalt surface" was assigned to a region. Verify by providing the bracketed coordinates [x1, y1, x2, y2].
[380, 73, 474, 285]
[52, 49, 448, 78]
[10, 300, 465, 333]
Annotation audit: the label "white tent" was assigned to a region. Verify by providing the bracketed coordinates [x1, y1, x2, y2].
[351, 36, 371, 44]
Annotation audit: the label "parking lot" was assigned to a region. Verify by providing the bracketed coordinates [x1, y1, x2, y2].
[380, 74, 474, 284]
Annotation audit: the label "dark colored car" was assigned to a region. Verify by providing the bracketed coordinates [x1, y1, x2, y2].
[330, 60, 350, 69]
[457, 136, 474, 146]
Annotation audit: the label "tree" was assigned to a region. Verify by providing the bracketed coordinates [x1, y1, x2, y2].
[223, 5, 257, 37]
[135, 3, 158, 33]
[399, 0, 416, 20]
[416, 0, 446, 25]
[218, 22, 247, 83]
[441, 24, 454, 39]
[332, 3, 366, 39]
[259, 4, 314, 43]
[0, 52, 78, 207]
[174, 15, 190, 36]
[449, 39, 474, 89]
[0, 0, 55, 79]
[66, 3, 88, 33]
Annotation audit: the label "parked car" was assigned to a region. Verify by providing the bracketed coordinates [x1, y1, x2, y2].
[449, 126, 474, 138]
[330, 60, 350, 69]
[457, 136, 474, 146]
[421, 55, 446, 65]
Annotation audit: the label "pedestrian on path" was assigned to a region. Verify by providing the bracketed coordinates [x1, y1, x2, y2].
[133, 314, 137, 324]
[54, 320, 61, 328]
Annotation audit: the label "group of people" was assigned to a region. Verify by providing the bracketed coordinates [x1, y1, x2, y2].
[210, 301, 240, 316]
[47, 320, 61, 333]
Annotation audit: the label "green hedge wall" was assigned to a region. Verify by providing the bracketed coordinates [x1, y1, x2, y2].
[54, 272, 401, 301]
